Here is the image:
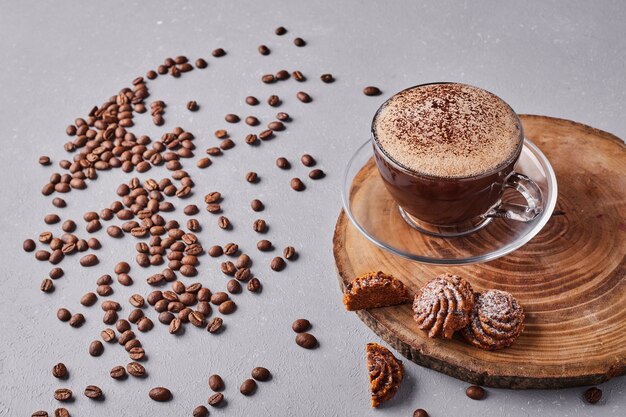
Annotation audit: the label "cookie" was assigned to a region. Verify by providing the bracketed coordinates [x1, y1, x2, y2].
[343, 271, 411, 311]
[366, 343, 404, 407]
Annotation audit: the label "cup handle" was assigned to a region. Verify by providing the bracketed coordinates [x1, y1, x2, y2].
[485, 173, 543, 222]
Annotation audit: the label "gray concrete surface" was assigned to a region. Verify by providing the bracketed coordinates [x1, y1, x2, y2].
[0, 0, 624, 416]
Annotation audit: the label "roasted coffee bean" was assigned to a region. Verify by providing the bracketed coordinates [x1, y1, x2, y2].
[268, 121, 285, 131]
[235, 254, 250, 269]
[103, 310, 118, 325]
[296, 91, 312, 103]
[251, 199, 264, 212]
[252, 219, 267, 233]
[258, 44, 270, 55]
[301, 154, 316, 167]
[267, 95, 281, 107]
[227, 279, 242, 294]
[292, 318, 311, 333]
[262, 74, 275, 84]
[218, 216, 231, 230]
[295, 332, 318, 349]
[129, 294, 145, 308]
[225, 113, 240, 123]
[89, 340, 104, 357]
[195, 58, 208, 68]
[247, 278, 261, 292]
[54, 408, 69, 417]
[207, 317, 223, 333]
[290, 178, 305, 191]
[125, 340, 142, 353]
[54, 388, 73, 402]
[466, 385, 485, 400]
[218, 300, 236, 314]
[107, 225, 124, 238]
[208, 392, 224, 406]
[23, 239, 36, 252]
[118, 273, 133, 286]
[320, 73, 334, 83]
[259, 129, 274, 140]
[84, 385, 103, 400]
[57, 308, 71, 322]
[110, 365, 126, 379]
[193, 405, 209, 417]
[275, 26, 287, 35]
[52, 197, 66, 208]
[169, 318, 182, 334]
[31, 411, 48, 417]
[80, 254, 99, 267]
[187, 100, 199, 111]
[129, 347, 146, 360]
[158, 311, 175, 324]
[271, 256, 286, 271]
[208, 374, 224, 391]
[80, 292, 97, 306]
[251, 367, 271, 382]
[69, 313, 85, 328]
[127, 362, 146, 377]
[210, 292, 229, 305]
[101, 328, 116, 343]
[276, 157, 290, 169]
[283, 246, 296, 260]
[128, 308, 144, 324]
[235, 268, 251, 281]
[221, 261, 236, 276]
[41, 278, 54, 293]
[293, 37, 306, 46]
[257, 239, 272, 251]
[245, 95, 259, 105]
[101, 300, 121, 311]
[245, 172, 258, 183]
[39, 155, 51, 165]
[118, 330, 135, 345]
[309, 169, 325, 180]
[292, 70, 306, 82]
[363, 86, 382, 96]
[413, 409, 429, 417]
[212, 48, 226, 57]
[189, 311, 206, 327]
[61, 220, 76, 233]
[52, 363, 68, 379]
[223, 242, 238, 256]
[204, 192, 221, 204]
[97, 274, 113, 286]
[240, 379, 257, 395]
[149, 387, 172, 402]
[35, 250, 50, 261]
[44, 214, 60, 224]
[584, 387, 602, 404]
[245, 116, 260, 126]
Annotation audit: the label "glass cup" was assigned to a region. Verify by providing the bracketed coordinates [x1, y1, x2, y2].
[372, 83, 543, 237]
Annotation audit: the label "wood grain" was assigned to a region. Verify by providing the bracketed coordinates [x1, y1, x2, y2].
[333, 115, 626, 389]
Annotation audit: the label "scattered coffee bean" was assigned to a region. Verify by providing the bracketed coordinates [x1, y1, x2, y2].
[258, 45, 270, 55]
[212, 48, 226, 57]
[292, 318, 311, 333]
[219, 300, 236, 314]
[252, 219, 267, 233]
[301, 154, 316, 166]
[110, 365, 127, 379]
[259, 129, 274, 140]
[209, 374, 224, 391]
[80, 254, 99, 267]
[245, 171, 258, 183]
[52, 198, 66, 208]
[40, 279, 54, 293]
[413, 409, 429, 417]
[80, 292, 97, 306]
[235, 253, 251, 269]
[309, 169, 325, 179]
[246, 96, 259, 105]
[57, 308, 71, 322]
[44, 214, 60, 224]
[129, 294, 145, 308]
[23, 239, 36, 252]
[292, 71, 305, 82]
[262, 74, 275, 84]
[127, 361, 146, 377]
[268, 121, 285, 131]
[295, 332, 318, 349]
[276, 112, 290, 121]
[271, 256, 286, 271]
[466, 385, 485, 400]
[35, 250, 50, 261]
[187, 100, 199, 111]
[293, 37, 306, 47]
[275, 26, 287, 35]
[245, 133, 259, 145]
[69, 313, 85, 328]
[251, 199, 264, 212]
[257, 239, 273, 251]
[61, 220, 76, 233]
[54, 408, 69, 417]
[267, 95, 281, 107]
[49, 267, 63, 279]
[225, 113, 240, 123]
[169, 318, 182, 334]
[247, 277, 261, 292]
[208, 392, 224, 406]
[211, 292, 229, 305]
[296, 91, 312, 103]
[290, 178, 305, 191]
[584, 387, 602, 404]
[320, 73, 334, 83]
[245, 116, 260, 126]
[193, 405, 209, 417]
[207, 317, 223, 333]
[149, 387, 172, 402]
[227, 279, 242, 294]
[251, 367, 271, 381]
[276, 69, 290, 80]
[363, 86, 382, 96]
[89, 340, 104, 357]
[283, 246, 296, 260]
[208, 245, 223, 257]
[223, 242, 238, 256]
[31, 411, 48, 417]
[195, 58, 208, 68]
[218, 216, 231, 229]
[54, 388, 73, 402]
[52, 363, 68, 379]
[276, 157, 290, 169]
[101, 328, 116, 343]
[84, 385, 103, 400]
[240, 378, 257, 395]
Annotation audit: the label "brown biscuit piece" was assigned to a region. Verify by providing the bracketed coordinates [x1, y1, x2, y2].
[366, 343, 404, 407]
[343, 271, 411, 311]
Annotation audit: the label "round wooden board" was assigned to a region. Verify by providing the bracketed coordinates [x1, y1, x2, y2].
[333, 115, 626, 389]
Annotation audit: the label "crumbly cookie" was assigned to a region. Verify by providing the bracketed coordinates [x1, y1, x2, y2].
[366, 343, 404, 407]
[343, 271, 411, 311]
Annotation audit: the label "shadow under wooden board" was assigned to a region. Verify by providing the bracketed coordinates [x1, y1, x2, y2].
[333, 115, 626, 389]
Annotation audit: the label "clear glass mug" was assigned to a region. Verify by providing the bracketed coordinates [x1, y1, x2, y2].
[371, 83, 544, 237]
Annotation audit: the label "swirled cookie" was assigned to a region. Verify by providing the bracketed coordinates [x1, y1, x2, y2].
[461, 289, 525, 350]
[366, 343, 404, 407]
[343, 271, 411, 311]
[413, 274, 475, 339]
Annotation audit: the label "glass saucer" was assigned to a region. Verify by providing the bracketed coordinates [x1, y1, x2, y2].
[341, 139, 558, 265]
